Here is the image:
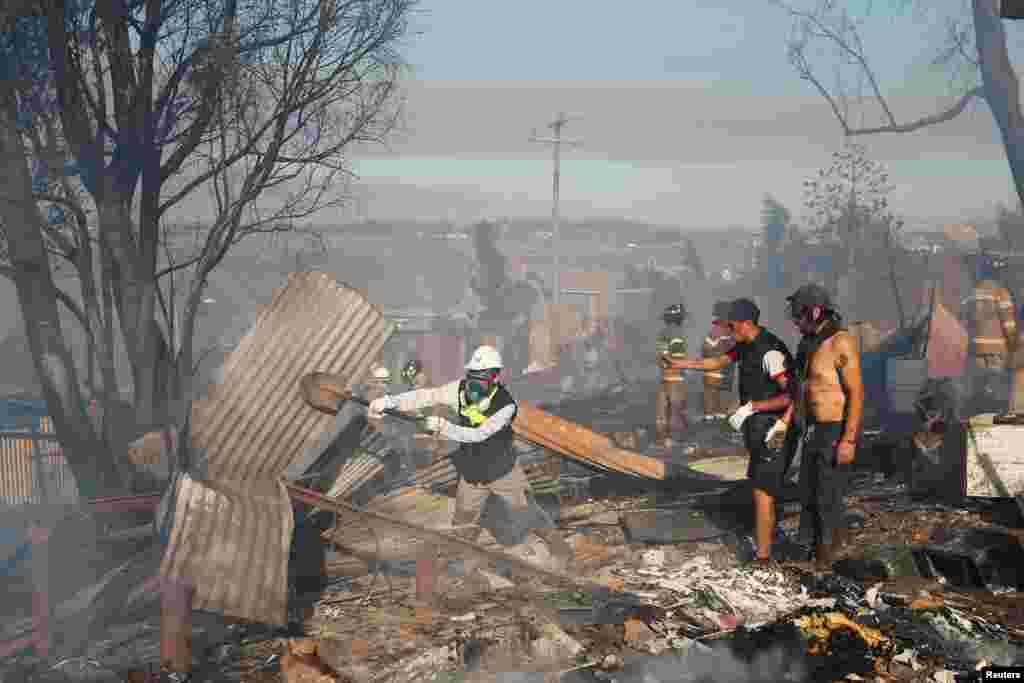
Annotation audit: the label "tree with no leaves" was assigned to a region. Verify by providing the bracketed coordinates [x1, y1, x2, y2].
[772, 0, 1024, 210]
[802, 141, 907, 324]
[0, 0, 414, 495]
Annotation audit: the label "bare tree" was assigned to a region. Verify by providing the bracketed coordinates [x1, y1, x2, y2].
[802, 141, 906, 324]
[0, 0, 413, 495]
[772, 0, 1024, 209]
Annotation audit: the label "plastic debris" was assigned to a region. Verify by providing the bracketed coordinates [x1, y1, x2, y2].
[642, 549, 666, 566]
[864, 583, 884, 609]
[892, 648, 924, 671]
[792, 612, 888, 649]
[531, 622, 584, 659]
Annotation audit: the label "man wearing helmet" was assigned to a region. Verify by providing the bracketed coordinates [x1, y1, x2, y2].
[401, 358, 429, 390]
[670, 298, 794, 564]
[967, 253, 1016, 412]
[369, 345, 570, 585]
[655, 303, 691, 448]
[364, 363, 394, 427]
[401, 358, 449, 462]
[773, 283, 864, 569]
[701, 301, 738, 421]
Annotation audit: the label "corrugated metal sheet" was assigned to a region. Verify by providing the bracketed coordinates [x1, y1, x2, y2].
[0, 422, 73, 506]
[0, 433, 34, 504]
[966, 420, 1024, 497]
[159, 272, 395, 625]
[189, 272, 395, 482]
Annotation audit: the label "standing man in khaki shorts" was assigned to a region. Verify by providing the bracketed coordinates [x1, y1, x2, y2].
[369, 345, 570, 584]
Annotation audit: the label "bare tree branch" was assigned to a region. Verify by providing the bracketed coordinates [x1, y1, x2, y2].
[846, 86, 983, 135]
[774, 0, 993, 141]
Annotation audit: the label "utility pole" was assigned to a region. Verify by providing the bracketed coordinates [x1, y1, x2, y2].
[530, 112, 582, 306]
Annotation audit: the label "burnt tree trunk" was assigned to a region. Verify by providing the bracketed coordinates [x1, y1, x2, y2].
[975, 0, 1024, 209]
[0, 95, 124, 497]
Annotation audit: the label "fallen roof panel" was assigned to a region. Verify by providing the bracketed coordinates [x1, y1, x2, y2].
[160, 272, 395, 625]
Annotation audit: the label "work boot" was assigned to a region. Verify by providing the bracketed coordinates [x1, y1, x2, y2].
[814, 531, 844, 571]
[830, 527, 848, 558]
[446, 525, 485, 584]
[813, 543, 834, 571]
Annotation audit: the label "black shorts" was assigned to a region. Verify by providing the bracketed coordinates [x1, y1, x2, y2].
[743, 413, 790, 498]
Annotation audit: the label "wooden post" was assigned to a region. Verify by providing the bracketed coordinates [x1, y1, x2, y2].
[415, 548, 436, 602]
[28, 522, 52, 657]
[160, 576, 194, 674]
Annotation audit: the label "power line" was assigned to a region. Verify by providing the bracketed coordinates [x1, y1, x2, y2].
[530, 112, 583, 307]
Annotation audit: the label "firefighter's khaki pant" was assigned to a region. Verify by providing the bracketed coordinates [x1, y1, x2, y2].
[656, 380, 689, 444]
[702, 375, 737, 417]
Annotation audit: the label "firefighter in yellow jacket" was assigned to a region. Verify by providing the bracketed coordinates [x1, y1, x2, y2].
[655, 303, 690, 448]
[970, 254, 1016, 410]
[702, 300, 737, 420]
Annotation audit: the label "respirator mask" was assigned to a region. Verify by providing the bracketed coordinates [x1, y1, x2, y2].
[465, 369, 498, 404]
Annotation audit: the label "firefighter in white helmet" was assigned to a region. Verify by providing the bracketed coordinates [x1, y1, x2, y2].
[363, 363, 393, 426]
[369, 345, 571, 585]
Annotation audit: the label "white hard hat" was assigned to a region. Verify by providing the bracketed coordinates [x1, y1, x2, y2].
[370, 364, 391, 381]
[465, 345, 503, 371]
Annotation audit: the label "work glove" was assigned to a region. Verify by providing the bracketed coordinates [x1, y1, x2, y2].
[425, 415, 449, 434]
[368, 396, 391, 420]
[728, 402, 755, 432]
[765, 419, 788, 450]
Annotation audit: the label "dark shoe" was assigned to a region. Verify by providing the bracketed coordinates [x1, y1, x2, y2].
[814, 542, 835, 571]
[830, 528, 848, 557]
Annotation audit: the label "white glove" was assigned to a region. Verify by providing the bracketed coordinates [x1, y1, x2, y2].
[765, 419, 789, 450]
[368, 396, 391, 419]
[728, 402, 755, 432]
[425, 415, 448, 434]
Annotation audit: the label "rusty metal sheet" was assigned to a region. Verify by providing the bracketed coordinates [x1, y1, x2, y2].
[0, 431, 64, 505]
[159, 272, 395, 625]
[189, 272, 396, 482]
[0, 433, 34, 505]
[160, 474, 292, 624]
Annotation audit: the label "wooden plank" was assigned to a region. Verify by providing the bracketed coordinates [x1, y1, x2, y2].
[514, 402, 666, 480]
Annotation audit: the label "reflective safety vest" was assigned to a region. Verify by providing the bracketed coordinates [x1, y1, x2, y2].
[459, 386, 498, 426]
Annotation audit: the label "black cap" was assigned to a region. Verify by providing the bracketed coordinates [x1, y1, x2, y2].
[786, 283, 833, 311]
[711, 301, 731, 323]
[728, 298, 760, 323]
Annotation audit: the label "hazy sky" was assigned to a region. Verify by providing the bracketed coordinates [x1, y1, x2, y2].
[306, 1, 1024, 229]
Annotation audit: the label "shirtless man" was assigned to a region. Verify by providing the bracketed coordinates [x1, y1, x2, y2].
[770, 283, 864, 569]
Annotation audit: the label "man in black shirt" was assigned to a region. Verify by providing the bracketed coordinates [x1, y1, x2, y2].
[671, 298, 794, 562]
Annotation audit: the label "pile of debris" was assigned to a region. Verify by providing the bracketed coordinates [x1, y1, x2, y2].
[621, 553, 837, 629]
